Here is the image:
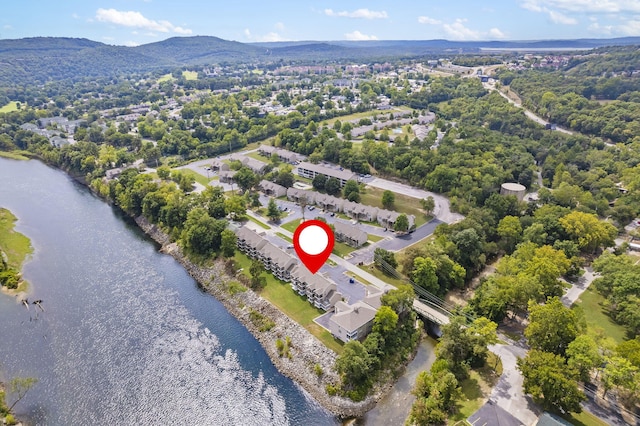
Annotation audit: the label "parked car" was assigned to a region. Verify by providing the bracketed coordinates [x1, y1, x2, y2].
[308, 206, 315, 211]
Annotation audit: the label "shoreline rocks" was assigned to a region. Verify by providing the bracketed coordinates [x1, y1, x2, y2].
[134, 216, 387, 419]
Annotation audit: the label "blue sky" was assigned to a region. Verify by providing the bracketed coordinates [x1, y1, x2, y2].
[2, 1, 640, 46]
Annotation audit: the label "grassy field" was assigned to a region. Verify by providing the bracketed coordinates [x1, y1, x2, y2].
[157, 73, 174, 83]
[276, 232, 292, 243]
[182, 71, 198, 80]
[0, 208, 33, 270]
[360, 186, 430, 227]
[344, 271, 372, 286]
[321, 106, 414, 126]
[0, 101, 20, 113]
[0, 151, 30, 160]
[233, 251, 343, 353]
[448, 352, 502, 425]
[574, 287, 628, 344]
[281, 218, 302, 233]
[174, 168, 210, 186]
[246, 215, 271, 230]
[565, 411, 610, 426]
[333, 241, 357, 258]
[358, 263, 404, 288]
[368, 234, 384, 243]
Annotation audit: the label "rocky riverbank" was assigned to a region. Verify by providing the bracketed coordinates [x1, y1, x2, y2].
[134, 216, 389, 419]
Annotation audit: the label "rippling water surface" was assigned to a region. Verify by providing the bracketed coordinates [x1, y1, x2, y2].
[0, 158, 336, 425]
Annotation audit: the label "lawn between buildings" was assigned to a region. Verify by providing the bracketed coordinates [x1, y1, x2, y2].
[233, 251, 344, 353]
[573, 287, 628, 345]
[360, 186, 431, 228]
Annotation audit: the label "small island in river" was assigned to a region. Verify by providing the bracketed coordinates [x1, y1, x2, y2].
[0, 207, 33, 294]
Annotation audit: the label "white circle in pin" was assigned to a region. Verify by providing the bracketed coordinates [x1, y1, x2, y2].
[298, 225, 328, 255]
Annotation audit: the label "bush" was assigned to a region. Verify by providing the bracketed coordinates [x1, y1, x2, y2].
[248, 309, 275, 332]
[5, 414, 17, 425]
[314, 363, 324, 377]
[225, 280, 247, 296]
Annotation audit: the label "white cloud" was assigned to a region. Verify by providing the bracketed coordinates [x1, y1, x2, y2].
[588, 21, 613, 34]
[244, 28, 289, 42]
[442, 19, 481, 40]
[521, 0, 640, 13]
[548, 10, 578, 24]
[275, 22, 285, 31]
[344, 30, 378, 40]
[123, 40, 140, 47]
[325, 8, 388, 19]
[418, 17, 506, 40]
[3, 24, 13, 30]
[72, 13, 80, 19]
[489, 27, 507, 38]
[521, 1, 578, 25]
[619, 19, 640, 35]
[95, 8, 192, 34]
[417, 16, 441, 25]
[257, 32, 288, 42]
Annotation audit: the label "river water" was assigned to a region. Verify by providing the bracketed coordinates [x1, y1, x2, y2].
[0, 158, 337, 425]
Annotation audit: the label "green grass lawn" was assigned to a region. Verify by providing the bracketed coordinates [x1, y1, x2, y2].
[358, 263, 403, 288]
[246, 215, 271, 230]
[448, 353, 502, 425]
[245, 151, 270, 163]
[0, 151, 30, 160]
[574, 287, 628, 345]
[157, 73, 174, 83]
[0, 208, 33, 270]
[368, 234, 384, 243]
[564, 411, 610, 426]
[333, 241, 357, 257]
[276, 232, 292, 243]
[360, 186, 430, 227]
[322, 106, 415, 126]
[173, 168, 210, 186]
[344, 271, 372, 286]
[0, 101, 21, 113]
[281, 218, 302, 233]
[182, 70, 198, 80]
[233, 251, 343, 353]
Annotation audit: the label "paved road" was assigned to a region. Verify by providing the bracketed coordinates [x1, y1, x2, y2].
[475, 341, 540, 426]
[486, 83, 574, 136]
[562, 267, 598, 308]
[367, 178, 463, 224]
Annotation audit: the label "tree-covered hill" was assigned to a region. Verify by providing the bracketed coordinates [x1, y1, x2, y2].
[1, 35, 640, 87]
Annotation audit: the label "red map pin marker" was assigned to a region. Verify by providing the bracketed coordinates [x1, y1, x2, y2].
[293, 219, 335, 274]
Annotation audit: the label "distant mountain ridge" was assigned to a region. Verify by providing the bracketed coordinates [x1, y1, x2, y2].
[0, 35, 638, 86]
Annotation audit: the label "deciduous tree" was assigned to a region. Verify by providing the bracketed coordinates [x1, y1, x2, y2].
[525, 297, 585, 356]
[517, 349, 586, 413]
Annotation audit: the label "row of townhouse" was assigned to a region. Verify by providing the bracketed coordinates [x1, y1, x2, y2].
[257, 144, 306, 164]
[290, 267, 343, 311]
[229, 154, 269, 174]
[236, 226, 297, 282]
[286, 187, 415, 234]
[259, 180, 287, 198]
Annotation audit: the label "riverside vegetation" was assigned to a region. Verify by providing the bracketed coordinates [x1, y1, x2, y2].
[0, 208, 33, 291]
[1, 39, 640, 421]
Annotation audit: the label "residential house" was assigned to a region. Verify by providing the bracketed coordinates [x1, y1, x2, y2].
[219, 170, 237, 183]
[229, 154, 269, 174]
[291, 267, 342, 311]
[296, 162, 357, 187]
[286, 187, 315, 205]
[259, 180, 287, 197]
[342, 200, 378, 222]
[258, 144, 305, 164]
[236, 226, 267, 258]
[329, 300, 378, 342]
[315, 193, 343, 212]
[377, 209, 415, 230]
[211, 159, 229, 172]
[334, 221, 368, 248]
[258, 243, 297, 282]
